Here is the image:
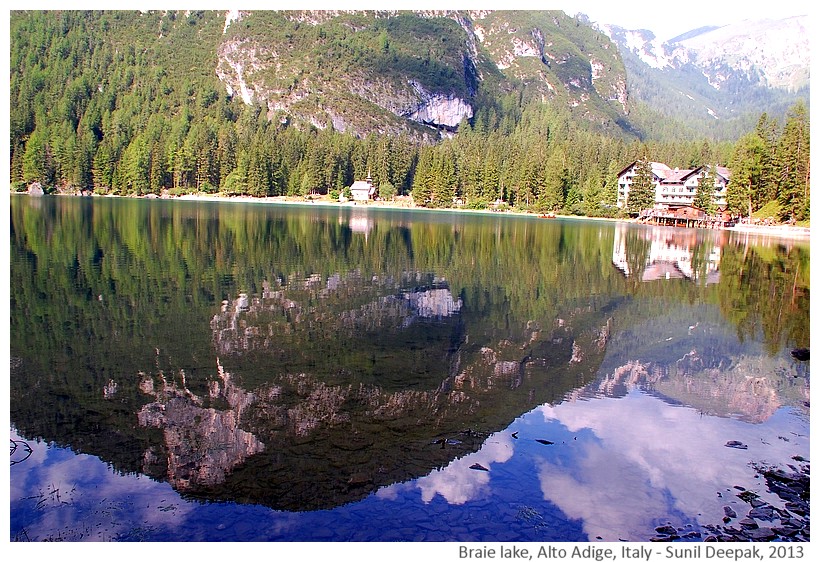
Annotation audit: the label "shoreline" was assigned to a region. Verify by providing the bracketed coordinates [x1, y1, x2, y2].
[18, 191, 812, 240]
[725, 222, 811, 238]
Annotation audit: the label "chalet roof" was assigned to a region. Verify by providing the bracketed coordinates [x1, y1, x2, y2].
[650, 162, 673, 178]
[680, 165, 732, 182]
[661, 168, 694, 183]
[615, 161, 672, 179]
[350, 180, 372, 191]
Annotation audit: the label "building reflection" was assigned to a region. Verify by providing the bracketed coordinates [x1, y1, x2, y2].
[347, 214, 373, 236]
[612, 223, 723, 284]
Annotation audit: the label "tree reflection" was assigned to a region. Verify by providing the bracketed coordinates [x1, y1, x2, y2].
[9, 196, 809, 510]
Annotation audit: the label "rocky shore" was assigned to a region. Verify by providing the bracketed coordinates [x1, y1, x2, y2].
[652, 459, 810, 542]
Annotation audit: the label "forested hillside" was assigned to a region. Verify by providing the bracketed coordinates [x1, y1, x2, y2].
[9, 10, 810, 221]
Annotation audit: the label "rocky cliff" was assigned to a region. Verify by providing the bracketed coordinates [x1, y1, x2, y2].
[215, 10, 631, 140]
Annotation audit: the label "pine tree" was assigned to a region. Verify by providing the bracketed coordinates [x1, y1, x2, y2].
[727, 133, 765, 218]
[431, 148, 457, 208]
[693, 167, 715, 214]
[481, 149, 501, 203]
[540, 149, 566, 212]
[754, 112, 779, 205]
[375, 137, 393, 188]
[22, 125, 51, 186]
[564, 184, 583, 214]
[121, 135, 150, 195]
[601, 160, 620, 211]
[626, 158, 655, 215]
[217, 125, 238, 190]
[92, 142, 115, 194]
[389, 135, 414, 194]
[10, 141, 25, 185]
[148, 141, 165, 194]
[581, 170, 602, 216]
[411, 150, 434, 207]
[775, 101, 810, 222]
[517, 152, 539, 209]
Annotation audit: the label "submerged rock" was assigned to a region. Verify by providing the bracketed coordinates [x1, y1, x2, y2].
[790, 348, 809, 361]
[655, 461, 810, 542]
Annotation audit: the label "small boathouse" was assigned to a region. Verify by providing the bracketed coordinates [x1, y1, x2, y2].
[638, 206, 735, 229]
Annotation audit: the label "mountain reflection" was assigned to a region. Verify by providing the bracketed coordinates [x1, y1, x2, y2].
[137, 275, 612, 509]
[211, 274, 462, 356]
[137, 359, 264, 490]
[9, 196, 809, 524]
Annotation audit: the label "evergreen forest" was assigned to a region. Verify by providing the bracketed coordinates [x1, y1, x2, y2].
[9, 10, 810, 223]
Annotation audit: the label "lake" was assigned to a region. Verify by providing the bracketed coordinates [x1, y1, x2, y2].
[9, 195, 810, 544]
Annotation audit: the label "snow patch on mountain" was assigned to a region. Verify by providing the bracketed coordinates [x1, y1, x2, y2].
[671, 16, 809, 91]
[620, 29, 672, 69]
[602, 15, 809, 93]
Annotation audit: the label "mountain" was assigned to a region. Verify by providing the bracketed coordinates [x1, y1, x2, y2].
[10, 9, 808, 154]
[216, 10, 631, 139]
[669, 17, 809, 92]
[596, 15, 810, 138]
[9, 9, 810, 209]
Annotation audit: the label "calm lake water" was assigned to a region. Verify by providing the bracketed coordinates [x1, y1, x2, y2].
[9, 195, 810, 543]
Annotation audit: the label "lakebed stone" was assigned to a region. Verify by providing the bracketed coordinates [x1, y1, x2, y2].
[653, 461, 809, 542]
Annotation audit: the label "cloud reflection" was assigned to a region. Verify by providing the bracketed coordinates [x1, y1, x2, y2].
[372, 389, 808, 542]
[389, 433, 515, 505]
[536, 444, 665, 541]
[10, 429, 193, 541]
[535, 391, 808, 540]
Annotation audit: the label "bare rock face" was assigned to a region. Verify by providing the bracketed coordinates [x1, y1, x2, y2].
[214, 10, 630, 138]
[406, 83, 474, 128]
[670, 17, 810, 92]
[600, 15, 808, 125]
[215, 39, 261, 106]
